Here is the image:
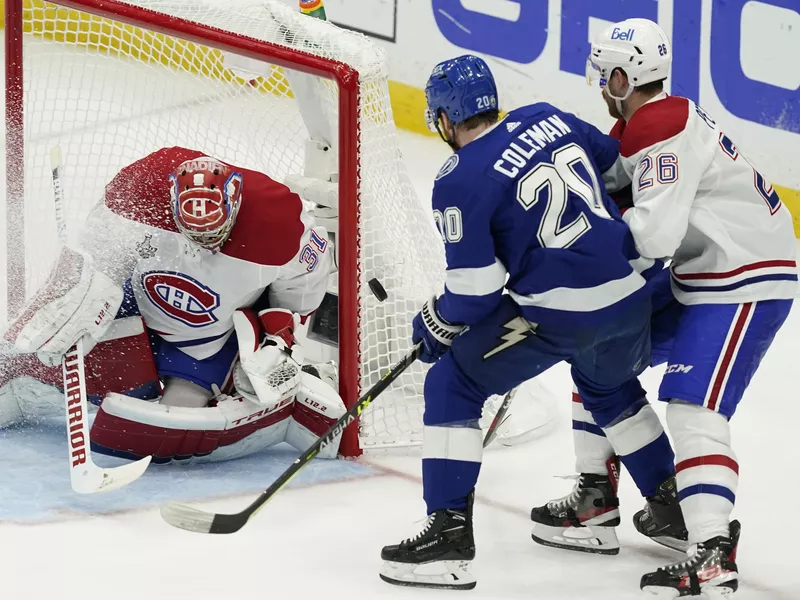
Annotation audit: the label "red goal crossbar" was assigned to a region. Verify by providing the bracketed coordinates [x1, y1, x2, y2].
[4, 0, 364, 456]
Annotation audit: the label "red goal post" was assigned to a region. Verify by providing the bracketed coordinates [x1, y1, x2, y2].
[3, 0, 557, 458]
[4, 0, 454, 457]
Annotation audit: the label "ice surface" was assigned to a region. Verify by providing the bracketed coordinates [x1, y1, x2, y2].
[0, 46, 798, 598]
[1, 128, 798, 598]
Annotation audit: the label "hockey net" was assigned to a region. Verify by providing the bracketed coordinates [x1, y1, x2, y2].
[3, 0, 553, 455]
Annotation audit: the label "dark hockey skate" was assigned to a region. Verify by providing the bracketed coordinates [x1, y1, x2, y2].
[641, 520, 740, 598]
[633, 475, 690, 552]
[380, 491, 476, 590]
[530, 457, 621, 555]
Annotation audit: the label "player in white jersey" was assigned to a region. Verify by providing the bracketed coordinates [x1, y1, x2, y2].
[581, 18, 797, 597]
[1, 147, 347, 462]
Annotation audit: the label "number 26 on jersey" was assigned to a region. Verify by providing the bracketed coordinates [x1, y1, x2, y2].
[637, 153, 679, 191]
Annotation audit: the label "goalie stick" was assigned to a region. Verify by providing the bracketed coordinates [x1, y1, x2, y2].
[160, 343, 423, 534]
[50, 147, 152, 493]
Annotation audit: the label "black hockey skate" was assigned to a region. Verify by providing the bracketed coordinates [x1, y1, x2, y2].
[633, 475, 690, 552]
[530, 457, 621, 555]
[380, 491, 476, 590]
[641, 520, 740, 598]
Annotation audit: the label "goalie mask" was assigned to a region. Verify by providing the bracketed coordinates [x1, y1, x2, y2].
[170, 157, 243, 252]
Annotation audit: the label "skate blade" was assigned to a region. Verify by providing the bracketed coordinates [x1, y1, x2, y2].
[698, 586, 737, 600]
[642, 576, 737, 599]
[531, 523, 619, 555]
[379, 559, 476, 590]
[641, 586, 681, 598]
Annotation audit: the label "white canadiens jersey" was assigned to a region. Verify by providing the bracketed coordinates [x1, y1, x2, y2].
[606, 93, 797, 305]
[78, 147, 332, 360]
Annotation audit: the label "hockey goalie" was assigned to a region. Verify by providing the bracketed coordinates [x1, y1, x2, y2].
[0, 146, 347, 463]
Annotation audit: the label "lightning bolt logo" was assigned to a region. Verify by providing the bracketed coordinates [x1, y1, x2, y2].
[483, 316, 533, 359]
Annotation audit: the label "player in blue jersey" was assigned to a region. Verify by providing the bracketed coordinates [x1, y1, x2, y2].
[379, 55, 681, 590]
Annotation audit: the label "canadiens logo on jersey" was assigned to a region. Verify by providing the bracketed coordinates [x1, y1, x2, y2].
[141, 271, 220, 327]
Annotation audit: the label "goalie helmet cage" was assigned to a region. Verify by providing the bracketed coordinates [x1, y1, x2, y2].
[4, 0, 450, 456]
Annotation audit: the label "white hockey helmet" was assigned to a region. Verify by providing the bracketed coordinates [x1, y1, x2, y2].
[586, 18, 671, 102]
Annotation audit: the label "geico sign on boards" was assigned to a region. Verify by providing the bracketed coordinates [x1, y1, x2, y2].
[431, 0, 800, 135]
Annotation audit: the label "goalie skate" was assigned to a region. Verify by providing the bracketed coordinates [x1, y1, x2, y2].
[530, 457, 621, 555]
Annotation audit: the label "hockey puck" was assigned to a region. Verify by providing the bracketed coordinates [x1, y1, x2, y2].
[368, 278, 388, 302]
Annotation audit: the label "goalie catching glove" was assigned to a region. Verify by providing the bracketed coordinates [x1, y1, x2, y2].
[2, 248, 122, 366]
[89, 308, 347, 463]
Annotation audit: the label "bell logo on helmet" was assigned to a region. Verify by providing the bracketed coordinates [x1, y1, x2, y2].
[610, 27, 635, 41]
[141, 271, 220, 327]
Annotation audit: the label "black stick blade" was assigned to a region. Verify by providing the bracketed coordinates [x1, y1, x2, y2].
[159, 345, 421, 535]
[160, 503, 247, 534]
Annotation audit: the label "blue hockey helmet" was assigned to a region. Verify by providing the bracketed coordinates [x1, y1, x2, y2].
[424, 55, 498, 138]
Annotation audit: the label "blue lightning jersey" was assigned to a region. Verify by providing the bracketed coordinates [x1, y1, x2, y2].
[432, 103, 659, 330]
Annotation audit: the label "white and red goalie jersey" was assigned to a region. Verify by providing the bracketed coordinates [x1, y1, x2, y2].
[85, 146, 331, 358]
[606, 93, 797, 305]
[1, 147, 346, 462]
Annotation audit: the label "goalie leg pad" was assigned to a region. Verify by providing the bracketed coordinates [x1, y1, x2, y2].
[4, 247, 122, 362]
[90, 390, 295, 464]
[0, 316, 158, 426]
[286, 370, 346, 458]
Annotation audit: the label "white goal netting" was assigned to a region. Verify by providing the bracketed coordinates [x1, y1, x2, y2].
[5, 0, 449, 453]
[5, 0, 554, 454]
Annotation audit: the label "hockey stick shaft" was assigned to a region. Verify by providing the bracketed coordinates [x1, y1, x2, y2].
[51, 148, 68, 244]
[51, 148, 91, 491]
[482, 386, 518, 448]
[161, 343, 422, 534]
[50, 147, 151, 493]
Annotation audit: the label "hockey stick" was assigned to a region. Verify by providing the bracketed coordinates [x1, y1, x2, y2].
[50, 147, 152, 493]
[160, 343, 423, 534]
[482, 386, 518, 448]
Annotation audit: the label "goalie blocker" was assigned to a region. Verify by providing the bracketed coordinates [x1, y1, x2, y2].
[0, 248, 160, 425]
[91, 308, 347, 463]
